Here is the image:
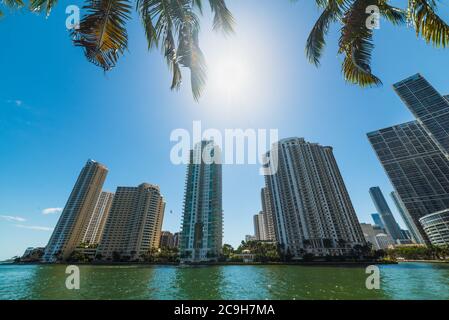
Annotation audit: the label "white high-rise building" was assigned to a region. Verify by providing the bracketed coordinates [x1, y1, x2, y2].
[180, 141, 223, 263]
[264, 138, 365, 257]
[82, 191, 114, 245]
[42, 160, 108, 262]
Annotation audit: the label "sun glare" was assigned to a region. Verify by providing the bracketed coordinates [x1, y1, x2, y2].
[211, 53, 251, 100]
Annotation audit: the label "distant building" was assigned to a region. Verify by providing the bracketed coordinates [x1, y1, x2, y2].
[173, 232, 180, 248]
[371, 213, 385, 229]
[401, 229, 412, 241]
[180, 141, 223, 263]
[369, 187, 403, 241]
[97, 183, 165, 261]
[264, 137, 365, 258]
[21, 247, 45, 262]
[160, 231, 175, 249]
[419, 209, 449, 246]
[42, 160, 108, 262]
[390, 191, 425, 244]
[82, 191, 114, 245]
[253, 212, 268, 241]
[360, 223, 395, 250]
[261, 187, 276, 241]
[245, 235, 256, 242]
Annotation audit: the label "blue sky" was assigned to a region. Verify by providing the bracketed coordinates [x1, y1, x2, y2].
[1, 1, 449, 260]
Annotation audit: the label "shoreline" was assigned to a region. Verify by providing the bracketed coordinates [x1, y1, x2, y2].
[2, 260, 398, 267]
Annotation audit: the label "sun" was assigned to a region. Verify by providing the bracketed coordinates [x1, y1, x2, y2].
[212, 54, 251, 99]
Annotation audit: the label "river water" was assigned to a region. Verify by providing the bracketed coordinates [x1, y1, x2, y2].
[0, 262, 448, 300]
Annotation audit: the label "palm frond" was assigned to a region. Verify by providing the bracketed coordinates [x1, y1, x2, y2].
[306, 0, 345, 66]
[339, 0, 381, 87]
[177, 13, 206, 100]
[378, 0, 406, 25]
[208, 0, 234, 34]
[137, 0, 206, 99]
[409, 0, 449, 47]
[29, 0, 58, 16]
[3, 0, 24, 8]
[72, 0, 131, 71]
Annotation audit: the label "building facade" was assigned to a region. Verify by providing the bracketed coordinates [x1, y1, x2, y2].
[82, 191, 114, 245]
[393, 73, 449, 158]
[253, 212, 268, 241]
[419, 209, 449, 246]
[390, 191, 425, 244]
[264, 138, 365, 257]
[160, 231, 175, 249]
[180, 141, 223, 262]
[369, 187, 403, 241]
[371, 213, 385, 229]
[360, 223, 395, 250]
[368, 121, 449, 243]
[42, 160, 108, 262]
[97, 183, 165, 261]
[261, 187, 276, 241]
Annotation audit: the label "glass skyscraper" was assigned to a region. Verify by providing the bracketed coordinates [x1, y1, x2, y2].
[393, 74, 449, 158]
[368, 121, 449, 243]
[369, 187, 403, 241]
[371, 213, 385, 229]
[180, 141, 223, 263]
[390, 191, 425, 244]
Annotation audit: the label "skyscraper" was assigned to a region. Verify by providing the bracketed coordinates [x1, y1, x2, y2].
[264, 138, 365, 257]
[42, 160, 108, 262]
[369, 187, 403, 241]
[371, 213, 385, 229]
[253, 212, 268, 241]
[393, 73, 449, 158]
[368, 121, 449, 243]
[97, 183, 165, 261]
[180, 141, 223, 263]
[390, 191, 425, 244]
[82, 191, 114, 245]
[261, 187, 276, 241]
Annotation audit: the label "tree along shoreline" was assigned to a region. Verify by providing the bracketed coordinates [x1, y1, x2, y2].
[6, 260, 397, 267]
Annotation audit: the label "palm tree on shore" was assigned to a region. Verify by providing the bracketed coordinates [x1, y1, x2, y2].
[1, 0, 448, 99]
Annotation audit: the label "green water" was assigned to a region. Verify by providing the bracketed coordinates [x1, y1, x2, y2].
[0, 262, 448, 300]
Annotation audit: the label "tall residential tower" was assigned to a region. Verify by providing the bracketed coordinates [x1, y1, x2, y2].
[42, 160, 108, 262]
[180, 141, 223, 262]
[97, 183, 165, 261]
[82, 191, 114, 245]
[264, 138, 365, 257]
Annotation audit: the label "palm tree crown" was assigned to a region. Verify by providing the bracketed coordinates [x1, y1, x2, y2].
[1, 0, 448, 99]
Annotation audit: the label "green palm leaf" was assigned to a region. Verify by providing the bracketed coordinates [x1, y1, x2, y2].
[29, 0, 58, 16]
[72, 0, 131, 71]
[137, 0, 206, 99]
[339, 0, 381, 87]
[208, 0, 234, 34]
[306, 0, 346, 66]
[410, 0, 449, 47]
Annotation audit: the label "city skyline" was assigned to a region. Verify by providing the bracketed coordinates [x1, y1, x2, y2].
[2, 1, 449, 260]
